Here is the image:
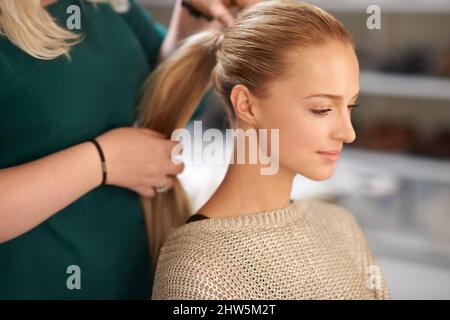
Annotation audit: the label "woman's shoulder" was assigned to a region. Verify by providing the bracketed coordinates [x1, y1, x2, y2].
[155, 228, 223, 273]
[156, 222, 222, 268]
[153, 223, 232, 299]
[300, 199, 364, 235]
[301, 199, 354, 217]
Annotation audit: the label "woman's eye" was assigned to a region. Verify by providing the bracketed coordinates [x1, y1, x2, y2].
[311, 108, 332, 116]
[348, 104, 359, 112]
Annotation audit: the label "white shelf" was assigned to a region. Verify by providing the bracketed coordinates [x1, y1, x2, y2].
[338, 148, 450, 184]
[140, 0, 450, 13]
[360, 71, 450, 101]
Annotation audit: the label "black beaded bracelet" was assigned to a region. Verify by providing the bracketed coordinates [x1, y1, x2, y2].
[89, 139, 107, 186]
[181, 0, 214, 21]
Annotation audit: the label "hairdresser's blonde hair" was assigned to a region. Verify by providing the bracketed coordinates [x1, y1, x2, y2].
[137, 0, 354, 264]
[0, 0, 126, 59]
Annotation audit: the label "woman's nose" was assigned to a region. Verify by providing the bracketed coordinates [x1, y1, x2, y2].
[332, 111, 356, 144]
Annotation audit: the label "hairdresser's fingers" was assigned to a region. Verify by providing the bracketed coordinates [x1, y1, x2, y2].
[163, 140, 183, 157]
[210, 2, 235, 27]
[170, 143, 184, 166]
[166, 161, 185, 176]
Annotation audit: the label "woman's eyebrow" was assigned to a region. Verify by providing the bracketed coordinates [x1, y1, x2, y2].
[352, 92, 360, 100]
[302, 92, 360, 102]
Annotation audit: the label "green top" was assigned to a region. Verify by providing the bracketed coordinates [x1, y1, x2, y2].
[0, 0, 166, 299]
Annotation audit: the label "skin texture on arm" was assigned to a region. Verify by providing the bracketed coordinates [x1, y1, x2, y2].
[0, 0, 187, 244]
[0, 127, 183, 244]
[0, 142, 102, 243]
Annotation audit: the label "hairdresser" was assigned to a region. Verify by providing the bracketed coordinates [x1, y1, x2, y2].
[0, 0, 259, 299]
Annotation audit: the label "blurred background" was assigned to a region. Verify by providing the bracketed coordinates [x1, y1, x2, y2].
[140, 0, 450, 299]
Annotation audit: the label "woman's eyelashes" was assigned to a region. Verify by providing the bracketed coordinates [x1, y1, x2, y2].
[311, 107, 332, 117]
[311, 104, 359, 117]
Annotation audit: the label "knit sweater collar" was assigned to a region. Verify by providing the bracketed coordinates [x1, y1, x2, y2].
[173, 200, 306, 234]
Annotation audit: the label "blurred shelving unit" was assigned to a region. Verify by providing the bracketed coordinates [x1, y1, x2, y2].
[304, 0, 450, 102]
[361, 71, 450, 101]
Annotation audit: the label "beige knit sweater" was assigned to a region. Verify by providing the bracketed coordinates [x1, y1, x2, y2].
[152, 200, 391, 300]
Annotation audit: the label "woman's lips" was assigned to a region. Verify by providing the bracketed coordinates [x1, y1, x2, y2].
[316, 150, 341, 162]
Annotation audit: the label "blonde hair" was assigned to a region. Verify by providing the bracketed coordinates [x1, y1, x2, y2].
[137, 0, 354, 263]
[0, 0, 125, 60]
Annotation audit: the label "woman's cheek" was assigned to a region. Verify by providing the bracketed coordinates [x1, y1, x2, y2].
[277, 116, 316, 169]
[291, 115, 323, 150]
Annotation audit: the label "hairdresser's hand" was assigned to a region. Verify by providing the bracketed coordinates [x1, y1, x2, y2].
[96, 127, 184, 198]
[188, 0, 261, 27]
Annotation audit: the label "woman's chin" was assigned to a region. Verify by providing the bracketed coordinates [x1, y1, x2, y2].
[302, 167, 335, 181]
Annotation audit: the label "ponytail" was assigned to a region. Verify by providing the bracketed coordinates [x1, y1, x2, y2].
[137, 29, 224, 264]
[137, 0, 354, 265]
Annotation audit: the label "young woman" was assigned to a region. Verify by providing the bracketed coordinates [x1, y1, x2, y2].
[0, 0, 258, 299]
[138, 0, 391, 299]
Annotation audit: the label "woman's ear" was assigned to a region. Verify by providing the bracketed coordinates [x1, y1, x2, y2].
[230, 84, 260, 128]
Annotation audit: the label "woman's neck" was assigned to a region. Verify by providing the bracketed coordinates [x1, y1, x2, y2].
[198, 145, 295, 219]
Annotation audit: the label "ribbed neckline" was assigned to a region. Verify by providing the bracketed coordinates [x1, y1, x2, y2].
[172, 200, 307, 236]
